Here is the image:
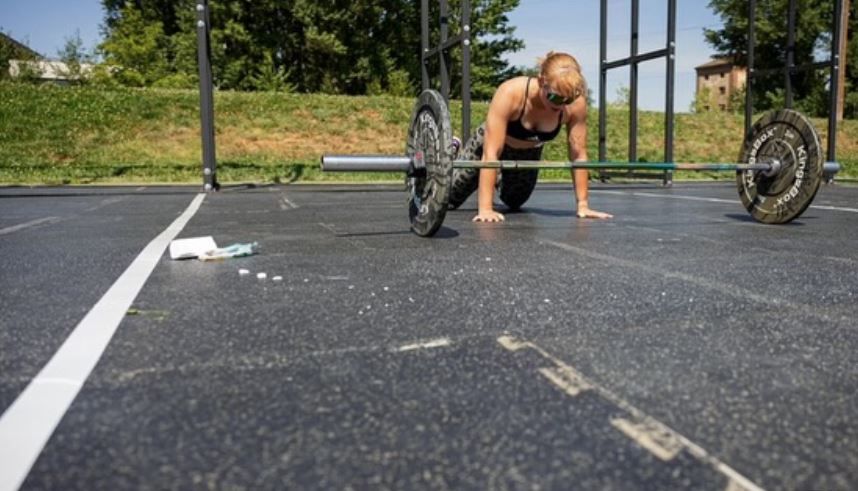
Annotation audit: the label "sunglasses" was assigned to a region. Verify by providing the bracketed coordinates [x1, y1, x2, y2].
[544, 86, 576, 106]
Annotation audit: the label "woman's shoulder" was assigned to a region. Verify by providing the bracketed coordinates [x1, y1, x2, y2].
[494, 76, 530, 101]
[498, 76, 531, 92]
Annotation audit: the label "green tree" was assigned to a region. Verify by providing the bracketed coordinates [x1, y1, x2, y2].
[57, 30, 92, 83]
[691, 86, 714, 113]
[704, 0, 855, 117]
[612, 85, 630, 108]
[425, 0, 525, 99]
[0, 31, 41, 81]
[99, 0, 523, 96]
[99, 2, 169, 86]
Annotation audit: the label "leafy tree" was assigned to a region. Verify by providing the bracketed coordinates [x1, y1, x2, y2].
[249, 51, 295, 92]
[424, 0, 525, 99]
[99, 2, 169, 86]
[57, 30, 93, 83]
[612, 85, 630, 108]
[691, 86, 713, 113]
[0, 30, 41, 81]
[704, 0, 855, 117]
[99, 0, 523, 96]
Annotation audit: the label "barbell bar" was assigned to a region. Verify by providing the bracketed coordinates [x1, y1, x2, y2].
[322, 155, 840, 175]
[320, 89, 840, 237]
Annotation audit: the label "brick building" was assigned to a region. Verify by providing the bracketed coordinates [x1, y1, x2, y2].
[695, 58, 747, 112]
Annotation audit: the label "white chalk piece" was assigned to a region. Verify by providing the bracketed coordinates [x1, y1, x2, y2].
[239, 269, 250, 276]
[169, 236, 217, 260]
[257, 272, 267, 280]
[272, 276, 283, 282]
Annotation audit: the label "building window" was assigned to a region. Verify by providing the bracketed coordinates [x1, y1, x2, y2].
[719, 104, 726, 111]
[719, 87, 726, 95]
[721, 73, 725, 78]
[705, 74, 709, 80]
[704, 105, 710, 111]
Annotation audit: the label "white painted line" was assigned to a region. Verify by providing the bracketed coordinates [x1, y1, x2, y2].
[611, 417, 685, 461]
[632, 192, 735, 204]
[538, 366, 592, 397]
[84, 196, 126, 212]
[280, 196, 299, 210]
[396, 337, 452, 352]
[0, 193, 206, 491]
[0, 217, 60, 236]
[810, 204, 858, 213]
[594, 189, 858, 213]
[497, 335, 765, 491]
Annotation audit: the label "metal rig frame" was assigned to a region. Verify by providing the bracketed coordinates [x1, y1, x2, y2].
[745, 0, 843, 171]
[421, 0, 472, 142]
[598, 0, 677, 186]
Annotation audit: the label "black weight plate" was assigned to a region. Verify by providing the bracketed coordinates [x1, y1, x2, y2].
[406, 90, 454, 236]
[737, 109, 823, 224]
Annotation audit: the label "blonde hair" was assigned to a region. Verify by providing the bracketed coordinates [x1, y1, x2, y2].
[539, 51, 586, 101]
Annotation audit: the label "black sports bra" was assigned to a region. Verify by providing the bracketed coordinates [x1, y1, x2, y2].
[506, 77, 563, 143]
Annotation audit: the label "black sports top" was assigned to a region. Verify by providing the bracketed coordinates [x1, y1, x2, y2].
[506, 77, 564, 143]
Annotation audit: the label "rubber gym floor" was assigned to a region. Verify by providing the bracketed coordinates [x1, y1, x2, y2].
[1, 181, 856, 490]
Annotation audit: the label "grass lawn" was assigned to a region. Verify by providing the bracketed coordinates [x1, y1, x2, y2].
[1, 82, 855, 185]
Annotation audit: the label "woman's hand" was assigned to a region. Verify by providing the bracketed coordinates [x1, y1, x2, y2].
[577, 206, 613, 219]
[472, 210, 506, 222]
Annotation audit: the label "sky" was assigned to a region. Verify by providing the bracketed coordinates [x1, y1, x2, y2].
[1, 0, 723, 112]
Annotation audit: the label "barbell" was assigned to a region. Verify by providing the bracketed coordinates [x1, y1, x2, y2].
[320, 89, 840, 236]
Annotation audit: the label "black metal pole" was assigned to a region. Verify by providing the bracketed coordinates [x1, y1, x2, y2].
[629, 0, 639, 163]
[461, 0, 471, 141]
[828, 0, 843, 163]
[421, 0, 429, 91]
[598, 0, 608, 182]
[195, 0, 217, 191]
[664, 0, 676, 185]
[439, 0, 450, 103]
[745, 0, 756, 136]
[786, 0, 796, 109]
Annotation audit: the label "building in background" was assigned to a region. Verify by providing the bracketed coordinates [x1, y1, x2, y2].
[1, 32, 92, 84]
[695, 58, 747, 112]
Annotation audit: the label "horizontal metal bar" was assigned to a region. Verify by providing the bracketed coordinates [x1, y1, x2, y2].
[423, 34, 466, 59]
[321, 155, 412, 172]
[321, 154, 842, 175]
[603, 48, 669, 71]
[454, 160, 772, 172]
[753, 61, 831, 76]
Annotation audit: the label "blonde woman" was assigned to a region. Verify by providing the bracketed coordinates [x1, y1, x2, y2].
[449, 52, 613, 222]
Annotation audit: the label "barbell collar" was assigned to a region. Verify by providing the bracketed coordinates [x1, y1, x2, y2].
[823, 162, 841, 174]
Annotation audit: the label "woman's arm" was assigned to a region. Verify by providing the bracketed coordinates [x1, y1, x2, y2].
[474, 82, 517, 222]
[567, 101, 613, 219]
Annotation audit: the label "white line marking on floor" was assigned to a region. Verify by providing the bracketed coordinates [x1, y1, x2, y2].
[396, 337, 452, 352]
[497, 335, 765, 491]
[31, 378, 83, 388]
[541, 239, 841, 324]
[280, 196, 299, 210]
[594, 189, 858, 213]
[0, 193, 206, 491]
[611, 417, 685, 461]
[810, 204, 858, 213]
[537, 366, 592, 397]
[318, 222, 338, 233]
[633, 191, 735, 204]
[0, 217, 60, 236]
[84, 196, 126, 212]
